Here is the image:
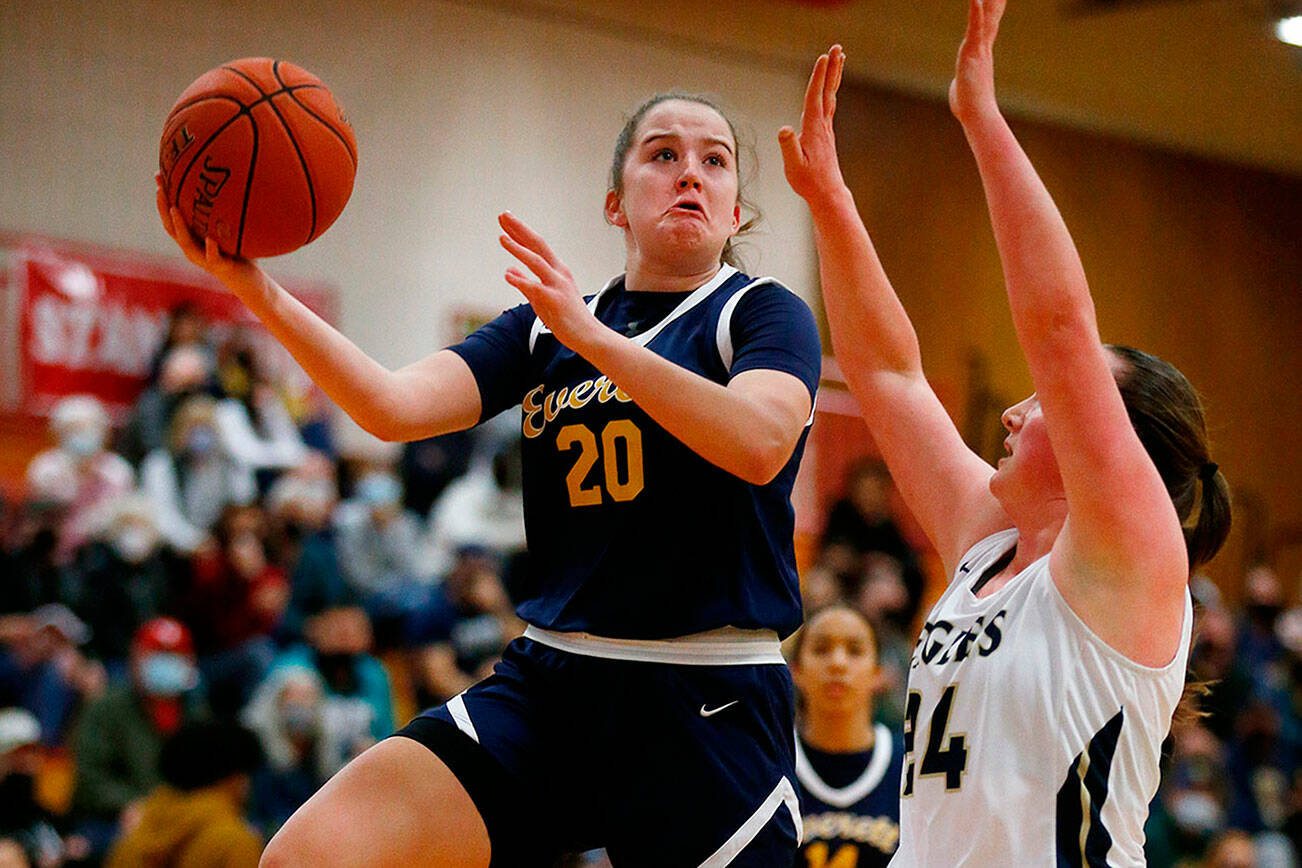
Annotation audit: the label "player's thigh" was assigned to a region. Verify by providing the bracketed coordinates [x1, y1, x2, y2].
[260, 736, 490, 868]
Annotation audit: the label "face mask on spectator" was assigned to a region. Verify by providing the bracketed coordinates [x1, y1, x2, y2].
[357, 474, 401, 508]
[139, 652, 198, 697]
[186, 427, 217, 457]
[114, 526, 158, 564]
[62, 427, 105, 457]
[1169, 790, 1223, 835]
[282, 702, 318, 738]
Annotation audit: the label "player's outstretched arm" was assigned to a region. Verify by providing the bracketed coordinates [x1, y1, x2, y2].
[951, 0, 1187, 636]
[781, 47, 1007, 572]
[155, 175, 481, 442]
[497, 212, 810, 486]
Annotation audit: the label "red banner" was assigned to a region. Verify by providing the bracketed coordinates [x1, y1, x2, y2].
[1, 233, 337, 418]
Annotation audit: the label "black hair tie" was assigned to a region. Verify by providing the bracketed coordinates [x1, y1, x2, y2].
[1199, 462, 1218, 481]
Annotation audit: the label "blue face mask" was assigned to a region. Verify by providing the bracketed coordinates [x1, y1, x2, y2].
[357, 474, 401, 508]
[185, 427, 217, 458]
[139, 653, 197, 697]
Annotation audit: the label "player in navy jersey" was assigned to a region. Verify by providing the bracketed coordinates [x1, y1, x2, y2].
[789, 605, 902, 868]
[157, 90, 820, 867]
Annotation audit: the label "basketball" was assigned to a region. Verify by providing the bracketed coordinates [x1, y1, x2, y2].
[158, 58, 357, 259]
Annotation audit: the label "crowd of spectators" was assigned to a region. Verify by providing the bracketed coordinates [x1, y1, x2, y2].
[0, 306, 1295, 868]
[0, 305, 526, 867]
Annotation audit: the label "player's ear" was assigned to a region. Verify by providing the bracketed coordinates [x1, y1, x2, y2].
[605, 189, 628, 228]
[730, 201, 741, 234]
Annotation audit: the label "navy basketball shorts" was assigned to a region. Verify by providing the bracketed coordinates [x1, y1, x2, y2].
[393, 634, 801, 868]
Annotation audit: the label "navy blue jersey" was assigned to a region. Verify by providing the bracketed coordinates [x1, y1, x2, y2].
[794, 727, 903, 868]
[448, 265, 820, 640]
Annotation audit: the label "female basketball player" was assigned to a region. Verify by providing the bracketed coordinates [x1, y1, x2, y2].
[789, 605, 902, 867]
[157, 92, 820, 866]
[779, 1, 1231, 864]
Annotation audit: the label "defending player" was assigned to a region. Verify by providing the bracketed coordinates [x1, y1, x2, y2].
[789, 605, 903, 868]
[779, 2, 1231, 865]
[157, 92, 820, 866]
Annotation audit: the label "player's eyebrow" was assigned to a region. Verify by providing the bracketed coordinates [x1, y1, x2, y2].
[640, 131, 735, 155]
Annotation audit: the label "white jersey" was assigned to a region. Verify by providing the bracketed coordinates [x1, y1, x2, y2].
[890, 529, 1191, 868]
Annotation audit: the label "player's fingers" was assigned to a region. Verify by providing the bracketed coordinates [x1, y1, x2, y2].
[986, 0, 1006, 44]
[498, 212, 563, 270]
[823, 46, 843, 116]
[168, 207, 203, 260]
[777, 126, 805, 171]
[155, 180, 174, 235]
[963, 0, 983, 53]
[801, 53, 829, 131]
[504, 268, 543, 303]
[499, 233, 554, 282]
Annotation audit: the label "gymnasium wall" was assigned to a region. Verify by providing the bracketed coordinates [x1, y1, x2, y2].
[830, 82, 1302, 593]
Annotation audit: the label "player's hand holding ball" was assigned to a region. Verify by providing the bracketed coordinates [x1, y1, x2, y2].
[156, 57, 356, 283]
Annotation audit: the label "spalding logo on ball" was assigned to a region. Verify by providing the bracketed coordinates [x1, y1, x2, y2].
[159, 58, 356, 259]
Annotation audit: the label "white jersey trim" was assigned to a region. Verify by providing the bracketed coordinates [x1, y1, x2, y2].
[527, 265, 738, 354]
[698, 775, 803, 867]
[446, 692, 479, 743]
[522, 623, 785, 666]
[794, 725, 895, 809]
[713, 276, 816, 428]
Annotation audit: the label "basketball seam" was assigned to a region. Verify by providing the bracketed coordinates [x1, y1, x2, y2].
[221, 63, 269, 96]
[236, 115, 260, 258]
[269, 60, 318, 245]
[283, 86, 358, 169]
[160, 95, 244, 189]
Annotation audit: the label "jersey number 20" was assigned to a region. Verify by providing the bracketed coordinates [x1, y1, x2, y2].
[557, 421, 644, 507]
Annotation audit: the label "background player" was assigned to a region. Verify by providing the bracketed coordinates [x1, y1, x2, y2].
[779, 2, 1232, 865]
[156, 90, 821, 866]
[789, 604, 903, 867]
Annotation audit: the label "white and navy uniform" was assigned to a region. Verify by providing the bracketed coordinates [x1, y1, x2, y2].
[794, 726, 903, 868]
[395, 265, 822, 868]
[892, 529, 1192, 867]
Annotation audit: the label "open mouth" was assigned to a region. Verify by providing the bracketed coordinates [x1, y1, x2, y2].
[671, 201, 705, 215]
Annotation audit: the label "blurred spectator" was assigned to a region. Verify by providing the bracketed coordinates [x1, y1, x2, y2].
[104, 719, 263, 868]
[334, 469, 426, 604]
[269, 607, 393, 746]
[146, 302, 213, 384]
[1202, 829, 1257, 868]
[421, 438, 526, 584]
[1226, 699, 1297, 835]
[406, 547, 518, 708]
[0, 606, 104, 747]
[0, 504, 72, 616]
[24, 396, 134, 565]
[399, 429, 473, 517]
[66, 493, 176, 668]
[265, 454, 354, 641]
[1193, 607, 1256, 743]
[181, 506, 287, 715]
[1239, 567, 1291, 695]
[0, 708, 82, 868]
[851, 553, 913, 729]
[140, 395, 256, 553]
[820, 458, 925, 629]
[214, 334, 307, 478]
[1147, 722, 1233, 866]
[71, 618, 206, 854]
[120, 343, 216, 466]
[240, 666, 338, 833]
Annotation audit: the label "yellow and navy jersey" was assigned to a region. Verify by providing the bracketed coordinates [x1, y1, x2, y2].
[447, 265, 820, 640]
[795, 727, 904, 868]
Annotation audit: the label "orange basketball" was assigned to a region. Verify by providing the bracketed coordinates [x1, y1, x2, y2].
[159, 58, 357, 259]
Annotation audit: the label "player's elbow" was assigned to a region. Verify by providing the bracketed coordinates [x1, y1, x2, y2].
[734, 436, 796, 486]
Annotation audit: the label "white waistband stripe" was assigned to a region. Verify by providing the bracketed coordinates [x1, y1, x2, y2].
[698, 776, 803, 868]
[446, 693, 479, 744]
[522, 625, 785, 666]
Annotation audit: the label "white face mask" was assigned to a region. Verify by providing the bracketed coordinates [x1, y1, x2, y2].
[114, 527, 158, 563]
[63, 428, 105, 457]
[1170, 790, 1223, 834]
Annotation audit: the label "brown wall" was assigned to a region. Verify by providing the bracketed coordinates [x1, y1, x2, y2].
[828, 81, 1302, 597]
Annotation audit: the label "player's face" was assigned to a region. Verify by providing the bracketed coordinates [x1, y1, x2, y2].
[605, 100, 741, 272]
[793, 609, 880, 718]
[989, 392, 1063, 504]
